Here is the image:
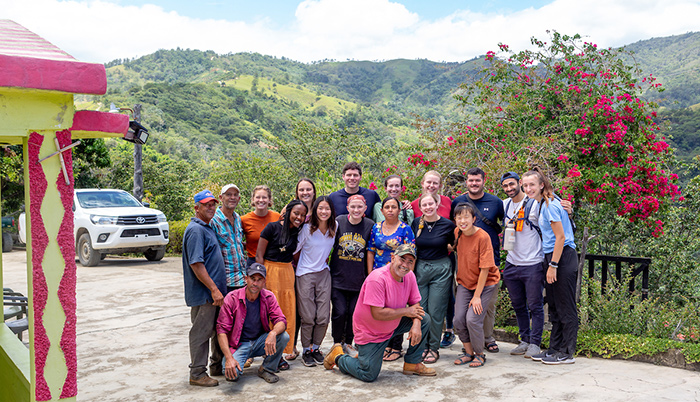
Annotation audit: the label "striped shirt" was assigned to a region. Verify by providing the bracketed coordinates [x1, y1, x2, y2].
[211, 207, 247, 288]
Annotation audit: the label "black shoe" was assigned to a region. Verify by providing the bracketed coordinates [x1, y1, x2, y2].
[541, 351, 575, 365]
[530, 349, 556, 362]
[302, 350, 317, 367]
[311, 349, 324, 365]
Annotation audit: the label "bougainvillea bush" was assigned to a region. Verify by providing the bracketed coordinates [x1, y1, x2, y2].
[393, 31, 681, 236]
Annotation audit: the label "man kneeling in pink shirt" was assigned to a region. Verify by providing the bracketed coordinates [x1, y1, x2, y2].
[323, 243, 436, 381]
[216, 263, 289, 383]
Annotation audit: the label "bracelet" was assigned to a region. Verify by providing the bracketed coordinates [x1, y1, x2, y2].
[549, 261, 559, 268]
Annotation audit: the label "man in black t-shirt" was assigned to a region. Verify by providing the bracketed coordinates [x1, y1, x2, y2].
[329, 194, 374, 356]
[329, 162, 381, 217]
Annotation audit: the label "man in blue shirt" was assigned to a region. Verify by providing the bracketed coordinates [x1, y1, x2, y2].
[210, 184, 247, 293]
[451, 167, 505, 353]
[329, 162, 381, 218]
[183, 189, 227, 387]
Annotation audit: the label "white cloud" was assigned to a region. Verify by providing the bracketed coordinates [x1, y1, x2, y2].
[1, 0, 698, 64]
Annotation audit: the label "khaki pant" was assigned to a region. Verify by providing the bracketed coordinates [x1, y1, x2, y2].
[296, 269, 331, 348]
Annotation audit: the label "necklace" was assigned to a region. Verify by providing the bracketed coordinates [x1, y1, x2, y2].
[426, 221, 435, 232]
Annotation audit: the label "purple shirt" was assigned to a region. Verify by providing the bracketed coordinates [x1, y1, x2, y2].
[216, 287, 287, 354]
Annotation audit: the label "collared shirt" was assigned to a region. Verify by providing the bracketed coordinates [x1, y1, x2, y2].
[210, 207, 247, 288]
[182, 217, 226, 307]
[216, 287, 287, 354]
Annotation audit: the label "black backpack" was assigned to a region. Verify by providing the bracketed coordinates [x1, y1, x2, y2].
[505, 197, 542, 239]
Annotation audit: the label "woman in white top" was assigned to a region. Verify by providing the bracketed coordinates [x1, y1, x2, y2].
[294, 195, 338, 367]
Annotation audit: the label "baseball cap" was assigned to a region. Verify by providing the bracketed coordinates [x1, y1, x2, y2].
[220, 184, 240, 195]
[500, 172, 520, 184]
[394, 243, 416, 258]
[247, 263, 267, 278]
[194, 190, 217, 204]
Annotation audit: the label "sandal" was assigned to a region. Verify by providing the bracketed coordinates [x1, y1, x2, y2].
[423, 350, 439, 364]
[486, 341, 499, 353]
[284, 348, 299, 361]
[278, 359, 290, 371]
[421, 349, 429, 360]
[470, 353, 486, 367]
[383, 349, 403, 362]
[243, 357, 254, 368]
[454, 352, 475, 365]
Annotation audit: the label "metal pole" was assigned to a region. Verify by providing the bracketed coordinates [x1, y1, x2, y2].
[133, 104, 144, 202]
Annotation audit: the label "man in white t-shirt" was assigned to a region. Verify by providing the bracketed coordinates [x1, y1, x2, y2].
[500, 172, 546, 359]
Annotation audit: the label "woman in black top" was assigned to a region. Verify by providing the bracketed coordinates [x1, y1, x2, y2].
[256, 199, 308, 365]
[411, 193, 456, 363]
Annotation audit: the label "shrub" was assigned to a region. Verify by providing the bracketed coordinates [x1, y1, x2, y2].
[167, 219, 190, 254]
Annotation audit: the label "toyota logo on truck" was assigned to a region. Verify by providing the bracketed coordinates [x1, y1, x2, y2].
[136, 216, 146, 224]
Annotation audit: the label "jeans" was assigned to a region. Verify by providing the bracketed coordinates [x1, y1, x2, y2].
[502, 261, 545, 346]
[337, 315, 430, 382]
[224, 331, 290, 378]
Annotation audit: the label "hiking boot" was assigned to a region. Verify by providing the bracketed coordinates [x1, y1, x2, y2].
[323, 343, 345, 370]
[541, 351, 575, 365]
[530, 349, 556, 361]
[342, 342, 359, 358]
[302, 350, 317, 367]
[510, 341, 529, 355]
[524, 344, 541, 359]
[440, 331, 456, 348]
[257, 367, 279, 383]
[311, 349, 325, 365]
[189, 374, 219, 387]
[402, 362, 437, 376]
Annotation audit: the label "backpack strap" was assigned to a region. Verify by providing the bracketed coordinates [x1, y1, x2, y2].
[464, 197, 502, 233]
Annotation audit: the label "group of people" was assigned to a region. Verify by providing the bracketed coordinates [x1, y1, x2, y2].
[181, 161, 579, 386]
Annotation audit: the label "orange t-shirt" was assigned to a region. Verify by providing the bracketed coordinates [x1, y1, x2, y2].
[241, 210, 281, 258]
[454, 227, 500, 290]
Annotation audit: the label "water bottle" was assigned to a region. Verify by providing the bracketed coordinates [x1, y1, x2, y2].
[504, 221, 516, 250]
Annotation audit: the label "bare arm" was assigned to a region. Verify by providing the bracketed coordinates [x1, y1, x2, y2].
[370, 303, 424, 321]
[367, 251, 375, 275]
[217, 333, 241, 379]
[547, 221, 566, 284]
[560, 199, 574, 215]
[256, 237, 269, 264]
[191, 262, 224, 306]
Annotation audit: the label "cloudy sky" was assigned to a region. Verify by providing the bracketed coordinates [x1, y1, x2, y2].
[3, 0, 699, 64]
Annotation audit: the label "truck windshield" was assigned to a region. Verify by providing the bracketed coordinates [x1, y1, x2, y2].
[76, 191, 143, 208]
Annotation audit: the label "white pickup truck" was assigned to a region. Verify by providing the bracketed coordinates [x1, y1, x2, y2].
[19, 189, 169, 266]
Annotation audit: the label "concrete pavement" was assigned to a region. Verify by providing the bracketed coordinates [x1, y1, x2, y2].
[2, 250, 699, 401]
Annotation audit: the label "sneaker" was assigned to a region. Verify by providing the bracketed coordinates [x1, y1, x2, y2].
[302, 350, 317, 367]
[510, 341, 529, 355]
[524, 344, 541, 359]
[440, 331, 456, 348]
[189, 374, 219, 387]
[323, 343, 346, 370]
[541, 352, 575, 365]
[311, 349, 324, 365]
[530, 350, 555, 362]
[342, 343, 359, 358]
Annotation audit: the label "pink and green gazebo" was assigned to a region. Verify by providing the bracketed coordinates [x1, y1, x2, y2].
[0, 20, 129, 402]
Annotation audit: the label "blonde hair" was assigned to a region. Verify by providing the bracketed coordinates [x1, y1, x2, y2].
[250, 185, 273, 208]
[421, 170, 443, 187]
[522, 166, 554, 206]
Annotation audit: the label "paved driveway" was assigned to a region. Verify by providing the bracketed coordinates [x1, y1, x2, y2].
[2, 250, 699, 401]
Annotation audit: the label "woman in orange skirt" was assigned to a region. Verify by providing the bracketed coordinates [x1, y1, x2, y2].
[256, 199, 308, 370]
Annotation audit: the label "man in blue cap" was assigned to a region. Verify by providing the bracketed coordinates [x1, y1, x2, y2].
[183, 189, 227, 386]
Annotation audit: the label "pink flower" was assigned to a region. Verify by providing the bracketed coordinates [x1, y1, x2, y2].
[557, 154, 569, 162]
[567, 165, 582, 178]
[678, 334, 685, 341]
[369, 182, 377, 191]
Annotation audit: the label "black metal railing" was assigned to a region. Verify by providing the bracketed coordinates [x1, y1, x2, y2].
[581, 254, 651, 300]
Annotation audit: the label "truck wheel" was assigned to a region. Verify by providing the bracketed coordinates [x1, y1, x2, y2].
[144, 247, 165, 261]
[78, 233, 101, 267]
[2, 232, 12, 252]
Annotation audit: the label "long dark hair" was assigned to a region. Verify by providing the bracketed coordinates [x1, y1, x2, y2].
[309, 196, 336, 238]
[281, 199, 308, 244]
[452, 202, 477, 249]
